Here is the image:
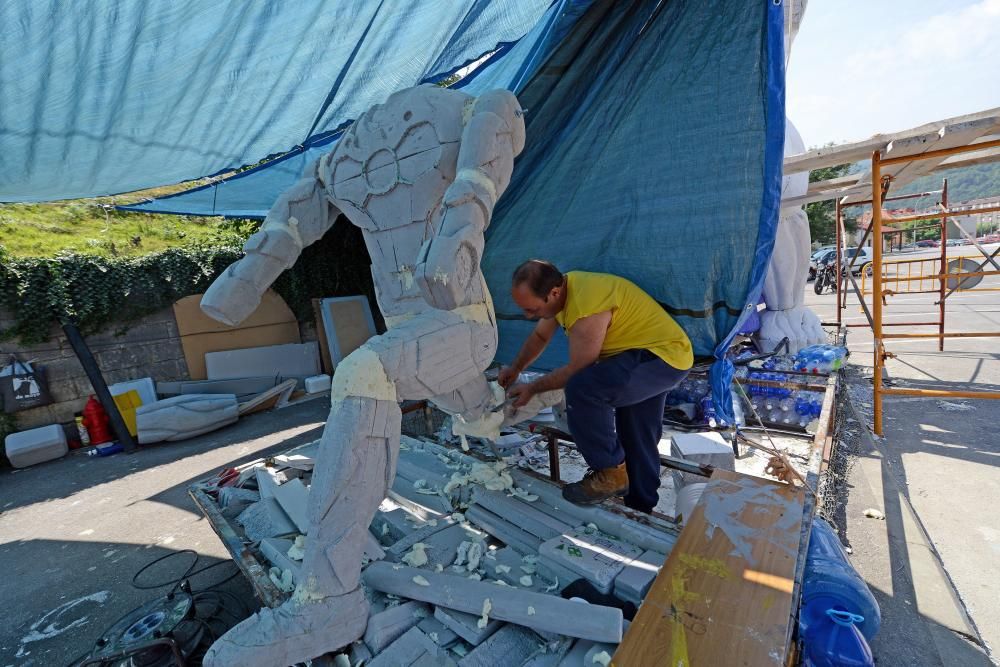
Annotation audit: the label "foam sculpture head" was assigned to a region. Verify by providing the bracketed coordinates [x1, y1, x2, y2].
[199, 85, 526, 667]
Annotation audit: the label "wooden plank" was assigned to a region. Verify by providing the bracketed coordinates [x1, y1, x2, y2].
[612, 470, 805, 667]
[841, 117, 1000, 205]
[784, 107, 1000, 174]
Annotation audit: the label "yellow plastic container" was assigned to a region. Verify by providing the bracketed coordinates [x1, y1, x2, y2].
[112, 389, 143, 437]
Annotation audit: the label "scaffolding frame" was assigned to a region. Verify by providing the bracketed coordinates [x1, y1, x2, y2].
[835, 137, 1000, 434]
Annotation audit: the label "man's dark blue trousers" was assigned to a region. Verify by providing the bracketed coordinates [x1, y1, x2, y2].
[564, 348, 689, 512]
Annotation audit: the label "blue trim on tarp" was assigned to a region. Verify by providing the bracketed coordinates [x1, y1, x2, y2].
[709, 0, 786, 424]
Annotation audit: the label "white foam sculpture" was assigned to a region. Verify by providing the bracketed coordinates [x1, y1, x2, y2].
[199, 85, 535, 667]
[757, 0, 825, 354]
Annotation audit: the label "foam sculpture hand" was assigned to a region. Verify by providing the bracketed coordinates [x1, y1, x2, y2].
[201, 160, 337, 326]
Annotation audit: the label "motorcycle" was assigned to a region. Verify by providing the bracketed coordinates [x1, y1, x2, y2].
[813, 256, 838, 295]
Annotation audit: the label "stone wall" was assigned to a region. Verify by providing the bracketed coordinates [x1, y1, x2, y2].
[0, 306, 317, 431]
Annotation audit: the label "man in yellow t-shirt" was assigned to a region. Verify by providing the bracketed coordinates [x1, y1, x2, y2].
[502, 260, 693, 512]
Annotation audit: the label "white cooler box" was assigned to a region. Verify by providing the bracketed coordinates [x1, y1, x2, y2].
[5, 424, 68, 468]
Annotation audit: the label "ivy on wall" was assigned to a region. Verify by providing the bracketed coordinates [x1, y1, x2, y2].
[0, 217, 378, 345]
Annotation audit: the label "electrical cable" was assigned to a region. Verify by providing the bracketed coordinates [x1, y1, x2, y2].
[68, 550, 252, 666]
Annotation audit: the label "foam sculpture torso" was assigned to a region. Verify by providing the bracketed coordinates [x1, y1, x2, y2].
[198, 85, 535, 667]
[757, 0, 825, 353]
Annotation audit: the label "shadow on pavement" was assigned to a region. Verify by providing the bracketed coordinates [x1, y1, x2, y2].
[0, 400, 329, 515]
[0, 539, 258, 667]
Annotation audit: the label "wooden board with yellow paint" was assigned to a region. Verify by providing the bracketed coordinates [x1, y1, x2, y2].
[613, 470, 805, 666]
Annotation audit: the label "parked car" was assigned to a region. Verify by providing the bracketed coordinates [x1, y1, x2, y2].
[946, 239, 963, 247]
[843, 246, 874, 275]
[915, 239, 939, 248]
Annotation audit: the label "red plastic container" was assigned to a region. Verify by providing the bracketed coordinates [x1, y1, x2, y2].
[81, 396, 113, 445]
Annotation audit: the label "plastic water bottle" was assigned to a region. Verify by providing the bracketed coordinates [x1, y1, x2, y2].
[700, 395, 718, 428]
[800, 518, 881, 642]
[802, 609, 874, 667]
[86, 441, 124, 457]
[729, 388, 745, 426]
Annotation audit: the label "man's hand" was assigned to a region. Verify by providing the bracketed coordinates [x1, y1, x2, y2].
[506, 382, 536, 409]
[497, 366, 520, 389]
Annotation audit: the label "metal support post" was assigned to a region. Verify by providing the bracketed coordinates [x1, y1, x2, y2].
[836, 199, 843, 325]
[939, 179, 948, 351]
[871, 151, 885, 436]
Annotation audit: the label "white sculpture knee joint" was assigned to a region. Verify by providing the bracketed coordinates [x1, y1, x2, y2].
[329, 347, 397, 402]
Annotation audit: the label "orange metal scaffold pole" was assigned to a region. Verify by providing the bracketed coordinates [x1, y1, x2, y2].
[863, 138, 1000, 435]
[871, 151, 885, 434]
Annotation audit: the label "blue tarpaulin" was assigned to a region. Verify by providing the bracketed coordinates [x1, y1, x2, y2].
[480, 0, 785, 421]
[0, 1, 552, 202]
[120, 0, 592, 218]
[0, 0, 784, 420]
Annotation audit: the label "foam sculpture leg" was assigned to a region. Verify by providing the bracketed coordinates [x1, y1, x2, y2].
[204, 315, 496, 667]
[758, 119, 826, 353]
[201, 85, 526, 666]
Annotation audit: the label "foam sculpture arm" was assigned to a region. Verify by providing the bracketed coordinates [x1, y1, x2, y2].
[415, 90, 525, 310]
[201, 158, 339, 326]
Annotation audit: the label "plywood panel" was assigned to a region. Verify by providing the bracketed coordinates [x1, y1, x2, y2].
[612, 470, 805, 667]
[173, 290, 301, 380]
[318, 296, 377, 367]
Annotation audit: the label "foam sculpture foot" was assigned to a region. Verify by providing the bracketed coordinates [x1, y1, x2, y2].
[757, 306, 826, 354]
[202, 587, 368, 667]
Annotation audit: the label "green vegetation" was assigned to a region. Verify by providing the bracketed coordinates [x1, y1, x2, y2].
[0, 203, 244, 258]
[895, 162, 1000, 203]
[0, 217, 376, 345]
[805, 160, 858, 245]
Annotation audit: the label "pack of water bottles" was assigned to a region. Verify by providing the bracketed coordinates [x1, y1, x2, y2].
[744, 371, 824, 429]
[794, 344, 848, 374]
[664, 376, 744, 428]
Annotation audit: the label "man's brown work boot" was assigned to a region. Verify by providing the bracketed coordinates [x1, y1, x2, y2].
[561, 463, 629, 505]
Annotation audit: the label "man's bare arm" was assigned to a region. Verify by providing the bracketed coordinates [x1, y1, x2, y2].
[510, 311, 611, 404]
[511, 319, 558, 369]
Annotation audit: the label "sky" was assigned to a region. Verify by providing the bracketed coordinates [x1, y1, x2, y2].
[786, 0, 1000, 149]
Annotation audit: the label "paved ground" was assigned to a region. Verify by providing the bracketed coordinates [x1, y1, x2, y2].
[0, 398, 330, 666]
[805, 254, 1000, 665]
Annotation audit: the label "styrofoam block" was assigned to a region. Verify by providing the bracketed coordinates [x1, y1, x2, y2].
[465, 506, 542, 556]
[457, 624, 541, 667]
[205, 342, 320, 380]
[4, 424, 68, 468]
[613, 549, 665, 605]
[135, 394, 239, 443]
[259, 537, 300, 580]
[472, 488, 574, 541]
[434, 607, 502, 647]
[363, 601, 430, 654]
[304, 374, 331, 393]
[272, 477, 310, 533]
[417, 616, 460, 648]
[385, 517, 454, 560]
[538, 528, 643, 595]
[371, 507, 424, 546]
[235, 498, 297, 541]
[671, 431, 735, 463]
[368, 626, 448, 667]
